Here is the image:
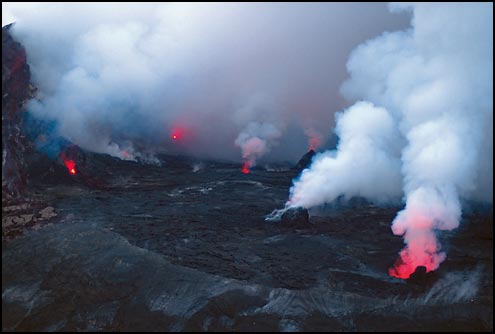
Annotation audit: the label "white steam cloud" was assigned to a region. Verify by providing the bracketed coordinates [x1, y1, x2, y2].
[4, 2, 491, 278]
[289, 101, 403, 207]
[288, 3, 493, 278]
[2, 2, 409, 163]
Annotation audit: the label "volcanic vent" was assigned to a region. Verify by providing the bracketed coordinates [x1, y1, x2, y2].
[2, 3, 493, 332]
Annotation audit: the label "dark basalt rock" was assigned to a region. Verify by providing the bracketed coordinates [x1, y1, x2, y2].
[2, 23, 37, 201]
[407, 266, 438, 286]
[2, 152, 492, 331]
[280, 207, 310, 227]
[1, 20, 492, 334]
[294, 149, 316, 172]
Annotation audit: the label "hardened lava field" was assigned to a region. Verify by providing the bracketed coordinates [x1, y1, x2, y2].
[2, 152, 492, 331]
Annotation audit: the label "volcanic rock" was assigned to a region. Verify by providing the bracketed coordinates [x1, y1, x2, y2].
[294, 149, 316, 172]
[280, 207, 310, 227]
[2, 23, 36, 200]
[406, 266, 437, 286]
[1, 21, 492, 333]
[2, 199, 60, 239]
[2, 150, 492, 331]
[3, 203, 30, 212]
[38, 206, 57, 220]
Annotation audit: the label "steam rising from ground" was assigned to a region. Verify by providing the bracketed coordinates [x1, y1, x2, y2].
[288, 101, 403, 207]
[289, 3, 493, 277]
[422, 267, 483, 305]
[3, 3, 491, 278]
[235, 122, 282, 170]
[2, 2, 408, 162]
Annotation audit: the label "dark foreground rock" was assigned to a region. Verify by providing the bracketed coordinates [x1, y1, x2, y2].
[2, 201, 58, 239]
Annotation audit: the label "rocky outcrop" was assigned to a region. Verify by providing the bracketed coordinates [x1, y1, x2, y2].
[2, 24, 60, 239]
[294, 149, 315, 172]
[2, 202, 58, 239]
[280, 207, 311, 227]
[406, 265, 439, 286]
[2, 23, 36, 201]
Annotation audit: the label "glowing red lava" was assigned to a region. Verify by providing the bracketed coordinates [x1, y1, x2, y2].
[389, 262, 418, 279]
[171, 129, 183, 141]
[63, 159, 77, 175]
[170, 124, 189, 142]
[241, 162, 250, 174]
[388, 249, 436, 279]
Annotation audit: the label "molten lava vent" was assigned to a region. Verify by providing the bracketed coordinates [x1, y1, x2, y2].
[241, 161, 250, 174]
[60, 144, 81, 176]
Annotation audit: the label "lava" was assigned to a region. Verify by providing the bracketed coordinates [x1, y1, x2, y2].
[388, 248, 439, 279]
[170, 123, 195, 144]
[241, 161, 250, 174]
[171, 128, 184, 141]
[63, 159, 77, 175]
[389, 260, 419, 279]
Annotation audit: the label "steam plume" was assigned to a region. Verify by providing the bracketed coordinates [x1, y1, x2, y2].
[288, 101, 403, 208]
[235, 122, 282, 171]
[2, 2, 409, 163]
[288, 3, 493, 278]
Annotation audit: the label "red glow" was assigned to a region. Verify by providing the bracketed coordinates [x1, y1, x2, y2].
[307, 133, 322, 151]
[389, 259, 419, 279]
[169, 121, 192, 143]
[308, 140, 319, 151]
[171, 128, 183, 141]
[389, 248, 437, 279]
[388, 224, 445, 279]
[241, 161, 250, 174]
[63, 159, 77, 175]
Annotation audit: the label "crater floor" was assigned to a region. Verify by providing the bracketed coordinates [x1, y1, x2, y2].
[2, 153, 493, 331]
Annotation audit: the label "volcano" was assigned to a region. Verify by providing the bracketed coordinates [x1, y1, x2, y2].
[3, 146, 492, 331]
[2, 17, 493, 333]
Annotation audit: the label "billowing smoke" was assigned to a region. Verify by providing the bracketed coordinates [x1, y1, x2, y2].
[2, 2, 409, 163]
[288, 101, 403, 207]
[288, 3, 493, 278]
[235, 122, 282, 172]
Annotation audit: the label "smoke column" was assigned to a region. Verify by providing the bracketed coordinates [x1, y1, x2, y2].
[235, 121, 282, 172]
[288, 3, 493, 278]
[2, 2, 409, 163]
[288, 101, 403, 207]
